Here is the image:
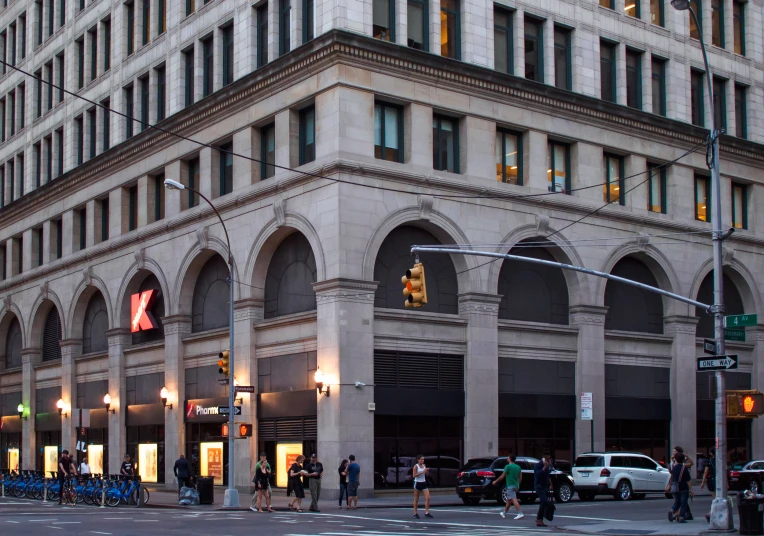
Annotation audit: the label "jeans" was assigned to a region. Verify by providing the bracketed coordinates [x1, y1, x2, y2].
[177, 477, 188, 494]
[535, 486, 549, 521]
[671, 490, 690, 519]
[339, 483, 348, 506]
[309, 478, 322, 511]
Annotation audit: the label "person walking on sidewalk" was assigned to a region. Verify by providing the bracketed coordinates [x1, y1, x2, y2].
[670, 446, 694, 520]
[251, 453, 274, 513]
[492, 454, 524, 520]
[412, 455, 434, 519]
[338, 459, 349, 509]
[701, 449, 716, 523]
[288, 455, 306, 512]
[534, 453, 552, 527]
[346, 455, 361, 510]
[174, 454, 191, 495]
[667, 452, 693, 523]
[305, 453, 324, 512]
[79, 457, 91, 477]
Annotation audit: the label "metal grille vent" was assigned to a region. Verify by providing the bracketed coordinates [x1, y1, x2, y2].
[42, 308, 62, 361]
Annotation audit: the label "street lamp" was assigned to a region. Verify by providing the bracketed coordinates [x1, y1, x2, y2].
[164, 177, 238, 507]
[104, 394, 115, 414]
[670, 1, 731, 529]
[160, 387, 173, 410]
[57, 399, 67, 418]
[17, 403, 25, 420]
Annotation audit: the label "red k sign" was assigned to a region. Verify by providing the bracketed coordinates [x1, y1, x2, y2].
[131, 290, 158, 333]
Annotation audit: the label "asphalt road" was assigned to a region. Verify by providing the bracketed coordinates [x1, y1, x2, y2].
[0, 493, 715, 536]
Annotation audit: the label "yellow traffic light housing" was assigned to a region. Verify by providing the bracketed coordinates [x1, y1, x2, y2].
[402, 263, 427, 308]
[727, 390, 764, 418]
[218, 349, 230, 376]
[222, 422, 229, 437]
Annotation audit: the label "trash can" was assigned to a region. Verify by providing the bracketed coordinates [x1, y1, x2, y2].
[197, 477, 214, 505]
[738, 496, 764, 535]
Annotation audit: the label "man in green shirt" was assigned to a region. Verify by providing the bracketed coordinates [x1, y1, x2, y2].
[492, 454, 524, 520]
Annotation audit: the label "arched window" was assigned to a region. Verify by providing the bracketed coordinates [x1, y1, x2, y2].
[5, 317, 22, 369]
[42, 307, 62, 361]
[498, 245, 569, 324]
[132, 274, 165, 345]
[695, 273, 744, 339]
[83, 292, 109, 354]
[192, 255, 230, 333]
[373, 225, 458, 314]
[604, 257, 663, 334]
[264, 233, 318, 319]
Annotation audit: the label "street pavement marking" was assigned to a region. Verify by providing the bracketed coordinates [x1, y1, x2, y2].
[133, 519, 159, 522]
[91, 531, 112, 534]
[28, 518, 57, 521]
[6, 520, 20, 523]
[433, 508, 624, 523]
[45, 526, 63, 530]
[305, 511, 552, 532]
[52, 521, 81, 524]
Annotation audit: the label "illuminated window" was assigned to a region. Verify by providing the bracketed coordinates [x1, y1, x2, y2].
[711, 0, 724, 47]
[689, 0, 701, 40]
[650, 0, 664, 26]
[694, 175, 710, 222]
[373, 0, 394, 41]
[548, 141, 570, 194]
[731, 183, 746, 230]
[625, 0, 639, 18]
[440, 0, 460, 59]
[646, 162, 666, 213]
[603, 154, 624, 205]
[496, 130, 521, 185]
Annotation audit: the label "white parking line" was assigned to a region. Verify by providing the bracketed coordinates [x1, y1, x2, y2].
[91, 531, 112, 535]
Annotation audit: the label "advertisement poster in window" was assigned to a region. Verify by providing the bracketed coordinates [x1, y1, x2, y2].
[201, 442, 224, 485]
[44, 445, 59, 474]
[138, 443, 158, 483]
[276, 443, 303, 488]
[89, 445, 104, 475]
[8, 448, 19, 471]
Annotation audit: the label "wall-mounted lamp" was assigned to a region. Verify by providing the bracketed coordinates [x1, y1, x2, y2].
[160, 387, 173, 410]
[314, 368, 330, 397]
[57, 399, 67, 418]
[104, 394, 115, 414]
[17, 403, 26, 420]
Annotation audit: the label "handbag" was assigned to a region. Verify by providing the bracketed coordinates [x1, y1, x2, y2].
[544, 502, 556, 521]
[670, 465, 685, 494]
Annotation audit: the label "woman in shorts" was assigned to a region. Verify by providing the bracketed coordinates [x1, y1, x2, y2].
[412, 455, 433, 519]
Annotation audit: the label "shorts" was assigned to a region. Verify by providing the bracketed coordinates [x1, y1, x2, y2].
[506, 486, 518, 500]
[347, 481, 359, 497]
[414, 481, 428, 492]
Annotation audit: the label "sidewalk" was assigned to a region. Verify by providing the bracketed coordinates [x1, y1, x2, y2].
[555, 516, 738, 536]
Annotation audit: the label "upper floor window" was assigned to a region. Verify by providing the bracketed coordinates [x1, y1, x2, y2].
[187, 158, 200, 207]
[554, 27, 571, 90]
[202, 38, 213, 97]
[186, 0, 195, 16]
[261, 123, 275, 179]
[494, 8, 513, 75]
[690, 69, 704, 126]
[694, 175, 709, 222]
[625, 49, 642, 109]
[19, 14, 26, 60]
[279, 0, 291, 56]
[646, 162, 666, 213]
[625, 0, 639, 18]
[732, 1, 744, 55]
[76, 37, 84, 88]
[103, 19, 111, 71]
[711, 0, 724, 47]
[158, 0, 166, 34]
[156, 66, 166, 121]
[222, 25, 234, 87]
[600, 40, 616, 103]
[600, 0, 614, 8]
[524, 17, 543, 82]
[440, 0, 460, 59]
[88, 28, 97, 82]
[303, 0, 314, 42]
[257, 4, 268, 67]
[219, 143, 233, 196]
[184, 49, 194, 107]
[731, 183, 747, 230]
[142, 0, 150, 45]
[712, 76, 727, 132]
[128, 184, 138, 231]
[124, 86, 134, 138]
[126, 2, 135, 55]
[689, 0, 701, 40]
[140, 76, 149, 131]
[432, 115, 459, 173]
[299, 106, 316, 165]
[651, 58, 666, 116]
[603, 154, 624, 205]
[548, 141, 570, 193]
[374, 103, 403, 163]
[650, 0, 664, 26]
[407, 0, 427, 51]
[373, 0, 394, 41]
[734, 84, 746, 139]
[496, 130, 521, 185]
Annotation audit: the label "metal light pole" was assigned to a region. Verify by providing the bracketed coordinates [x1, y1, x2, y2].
[664, 1, 731, 526]
[164, 179, 239, 508]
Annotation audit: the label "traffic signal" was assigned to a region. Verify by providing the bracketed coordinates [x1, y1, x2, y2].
[222, 423, 229, 437]
[239, 424, 252, 438]
[218, 349, 230, 376]
[401, 263, 427, 308]
[727, 390, 764, 418]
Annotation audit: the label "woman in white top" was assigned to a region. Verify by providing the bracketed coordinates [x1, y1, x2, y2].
[79, 457, 91, 476]
[412, 455, 433, 519]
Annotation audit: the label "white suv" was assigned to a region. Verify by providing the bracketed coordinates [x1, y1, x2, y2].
[573, 452, 671, 501]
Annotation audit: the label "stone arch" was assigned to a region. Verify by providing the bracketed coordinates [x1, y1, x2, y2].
[173, 237, 241, 317]
[604, 257, 664, 334]
[245, 213, 326, 302]
[373, 225, 459, 314]
[115, 256, 172, 331]
[689, 258, 761, 318]
[190, 254, 231, 333]
[263, 232, 318, 319]
[362, 206, 479, 294]
[0, 309, 24, 370]
[28, 290, 66, 351]
[487, 225, 588, 306]
[68, 275, 113, 340]
[82, 292, 110, 354]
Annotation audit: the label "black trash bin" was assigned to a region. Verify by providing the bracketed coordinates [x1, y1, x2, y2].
[197, 477, 214, 505]
[738, 496, 764, 535]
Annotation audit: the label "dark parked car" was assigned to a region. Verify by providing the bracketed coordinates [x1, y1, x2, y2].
[728, 460, 764, 493]
[456, 456, 575, 506]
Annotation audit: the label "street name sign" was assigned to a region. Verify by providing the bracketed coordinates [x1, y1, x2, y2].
[234, 386, 255, 393]
[697, 355, 739, 372]
[218, 379, 229, 386]
[725, 314, 758, 328]
[725, 328, 746, 342]
[703, 339, 720, 355]
[217, 406, 242, 415]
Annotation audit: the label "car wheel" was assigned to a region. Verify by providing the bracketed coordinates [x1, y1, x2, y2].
[461, 496, 480, 506]
[578, 491, 595, 502]
[749, 480, 760, 494]
[555, 483, 573, 503]
[614, 480, 632, 501]
[633, 493, 646, 500]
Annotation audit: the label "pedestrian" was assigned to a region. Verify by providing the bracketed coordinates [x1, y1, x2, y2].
[346, 454, 361, 510]
[670, 446, 694, 520]
[251, 453, 274, 513]
[174, 454, 191, 495]
[58, 449, 72, 505]
[492, 454, 525, 520]
[667, 452, 693, 522]
[120, 455, 135, 479]
[79, 457, 91, 476]
[412, 454, 434, 519]
[288, 455, 306, 512]
[701, 449, 716, 523]
[338, 459, 349, 509]
[534, 452, 552, 527]
[304, 453, 324, 512]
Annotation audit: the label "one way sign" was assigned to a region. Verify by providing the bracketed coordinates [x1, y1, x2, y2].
[218, 406, 242, 416]
[697, 355, 739, 372]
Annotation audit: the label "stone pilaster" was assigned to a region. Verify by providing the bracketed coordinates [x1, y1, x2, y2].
[60, 339, 82, 455]
[162, 315, 190, 490]
[665, 315, 699, 462]
[21, 348, 41, 470]
[571, 305, 608, 453]
[750, 327, 764, 459]
[106, 329, 131, 474]
[460, 292, 501, 460]
[234, 299, 262, 490]
[313, 279, 377, 499]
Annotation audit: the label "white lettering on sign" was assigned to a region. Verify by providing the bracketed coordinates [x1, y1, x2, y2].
[194, 405, 219, 416]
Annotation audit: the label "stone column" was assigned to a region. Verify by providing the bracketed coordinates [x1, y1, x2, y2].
[106, 329, 130, 474]
[665, 316, 699, 461]
[461, 116, 494, 179]
[232, 128, 256, 190]
[60, 339, 82, 455]
[460, 293, 501, 459]
[21, 348, 41, 470]
[525, 130, 548, 191]
[571, 305, 607, 453]
[750, 327, 764, 459]
[313, 279, 377, 499]
[162, 315, 190, 490]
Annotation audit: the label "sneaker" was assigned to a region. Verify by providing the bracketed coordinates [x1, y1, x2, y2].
[425, 513, 433, 519]
[249, 506, 257, 512]
[500, 511, 505, 519]
[414, 514, 420, 519]
[515, 513, 525, 520]
[668, 511, 674, 522]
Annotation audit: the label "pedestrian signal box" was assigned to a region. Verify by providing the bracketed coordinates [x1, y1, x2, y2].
[727, 390, 764, 418]
[239, 424, 252, 438]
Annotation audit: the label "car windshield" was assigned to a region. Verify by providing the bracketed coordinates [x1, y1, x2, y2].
[574, 456, 604, 467]
[460, 459, 495, 471]
[729, 461, 749, 471]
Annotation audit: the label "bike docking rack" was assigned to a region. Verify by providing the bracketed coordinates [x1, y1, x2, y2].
[136, 476, 143, 508]
[100, 478, 107, 508]
[42, 479, 48, 502]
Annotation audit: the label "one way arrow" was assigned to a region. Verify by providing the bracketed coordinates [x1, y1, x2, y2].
[697, 354, 739, 372]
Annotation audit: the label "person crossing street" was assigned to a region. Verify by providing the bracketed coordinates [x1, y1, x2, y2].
[492, 454, 525, 520]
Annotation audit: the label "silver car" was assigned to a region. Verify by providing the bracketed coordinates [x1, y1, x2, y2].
[572, 452, 671, 501]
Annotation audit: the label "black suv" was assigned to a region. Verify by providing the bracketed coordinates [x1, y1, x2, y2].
[456, 456, 575, 505]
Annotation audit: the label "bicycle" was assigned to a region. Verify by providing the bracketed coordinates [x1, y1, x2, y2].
[60, 475, 78, 506]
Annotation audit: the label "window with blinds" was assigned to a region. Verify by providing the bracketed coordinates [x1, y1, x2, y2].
[42, 307, 62, 361]
[374, 351, 464, 390]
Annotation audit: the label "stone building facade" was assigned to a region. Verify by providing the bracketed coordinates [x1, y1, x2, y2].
[0, 0, 762, 495]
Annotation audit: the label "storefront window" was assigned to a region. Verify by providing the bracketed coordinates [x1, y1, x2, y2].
[258, 417, 317, 487]
[605, 419, 668, 465]
[186, 422, 229, 486]
[499, 418, 573, 467]
[76, 427, 108, 475]
[698, 419, 750, 464]
[126, 425, 165, 484]
[36, 431, 62, 474]
[1, 432, 21, 471]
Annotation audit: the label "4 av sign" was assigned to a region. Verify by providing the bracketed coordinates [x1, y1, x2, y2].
[697, 355, 739, 372]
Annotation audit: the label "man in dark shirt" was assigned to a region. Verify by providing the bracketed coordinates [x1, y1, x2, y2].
[58, 449, 73, 505]
[120, 455, 135, 479]
[304, 453, 324, 512]
[174, 454, 192, 495]
[534, 453, 552, 527]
